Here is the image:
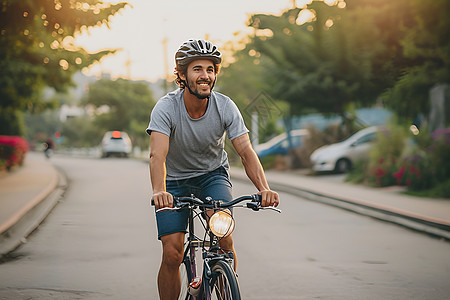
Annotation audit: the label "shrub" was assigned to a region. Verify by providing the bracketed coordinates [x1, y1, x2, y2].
[429, 179, 450, 198]
[0, 135, 29, 171]
[396, 154, 435, 190]
[393, 128, 450, 194]
[346, 160, 369, 184]
[429, 128, 450, 182]
[366, 126, 407, 187]
[346, 124, 450, 197]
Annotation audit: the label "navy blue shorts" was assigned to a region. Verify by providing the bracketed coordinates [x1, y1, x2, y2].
[155, 166, 233, 239]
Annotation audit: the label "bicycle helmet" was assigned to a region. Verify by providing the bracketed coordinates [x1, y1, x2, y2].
[175, 39, 222, 66]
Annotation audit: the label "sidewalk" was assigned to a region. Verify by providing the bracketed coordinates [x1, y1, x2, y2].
[1, 153, 449, 257]
[230, 167, 450, 240]
[0, 152, 66, 256]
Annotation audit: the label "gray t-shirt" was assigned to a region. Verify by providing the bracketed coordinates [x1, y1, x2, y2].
[146, 89, 249, 180]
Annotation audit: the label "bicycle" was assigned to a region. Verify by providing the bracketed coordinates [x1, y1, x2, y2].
[152, 194, 281, 300]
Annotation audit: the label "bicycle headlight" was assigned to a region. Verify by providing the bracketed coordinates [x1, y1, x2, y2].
[209, 210, 235, 238]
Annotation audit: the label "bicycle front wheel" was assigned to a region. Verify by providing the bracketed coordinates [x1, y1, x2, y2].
[209, 260, 241, 300]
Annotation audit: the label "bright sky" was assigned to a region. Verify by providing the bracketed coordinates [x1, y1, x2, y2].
[74, 0, 296, 82]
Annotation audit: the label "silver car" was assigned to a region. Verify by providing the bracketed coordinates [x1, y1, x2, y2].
[101, 131, 132, 158]
[310, 126, 380, 173]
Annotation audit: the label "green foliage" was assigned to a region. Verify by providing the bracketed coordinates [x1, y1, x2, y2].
[61, 115, 103, 148]
[395, 154, 434, 190]
[348, 125, 450, 198]
[23, 109, 61, 146]
[246, 1, 408, 123]
[82, 78, 156, 149]
[428, 129, 450, 181]
[428, 179, 450, 198]
[260, 154, 277, 170]
[217, 43, 268, 103]
[391, 128, 450, 193]
[217, 43, 287, 143]
[359, 125, 407, 186]
[229, 0, 449, 128]
[370, 126, 406, 166]
[345, 160, 368, 184]
[0, 0, 128, 135]
[382, 0, 450, 121]
[0, 107, 26, 136]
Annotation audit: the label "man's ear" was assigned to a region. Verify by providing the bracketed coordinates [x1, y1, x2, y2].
[179, 71, 186, 81]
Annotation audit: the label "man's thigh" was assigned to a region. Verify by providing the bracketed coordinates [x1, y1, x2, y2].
[155, 208, 189, 240]
[155, 179, 193, 240]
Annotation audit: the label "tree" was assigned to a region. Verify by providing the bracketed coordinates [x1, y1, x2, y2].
[82, 78, 156, 149]
[247, 0, 412, 127]
[247, 0, 450, 125]
[383, 0, 450, 122]
[0, 0, 128, 135]
[217, 40, 287, 143]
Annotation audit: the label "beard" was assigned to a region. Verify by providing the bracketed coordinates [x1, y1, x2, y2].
[185, 78, 214, 99]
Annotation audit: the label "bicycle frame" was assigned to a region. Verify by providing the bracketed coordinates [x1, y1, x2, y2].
[154, 194, 281, 299]
[183, 200, 234, 299]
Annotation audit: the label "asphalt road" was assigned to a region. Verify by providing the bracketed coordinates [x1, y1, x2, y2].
[0, 155, 449, 299]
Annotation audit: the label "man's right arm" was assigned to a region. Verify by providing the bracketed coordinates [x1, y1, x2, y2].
[149, 131, 173, 210]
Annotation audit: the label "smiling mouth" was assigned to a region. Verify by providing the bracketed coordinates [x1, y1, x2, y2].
[197, 81, 210, 87]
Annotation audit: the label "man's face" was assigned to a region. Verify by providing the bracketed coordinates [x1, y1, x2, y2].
[181, 59, 216, 99]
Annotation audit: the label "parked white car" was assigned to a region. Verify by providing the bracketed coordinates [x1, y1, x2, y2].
[101, 131, 132, 158]
[310, 126, 381, 173]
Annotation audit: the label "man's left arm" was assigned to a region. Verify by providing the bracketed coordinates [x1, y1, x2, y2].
[231, 133, 279, 207]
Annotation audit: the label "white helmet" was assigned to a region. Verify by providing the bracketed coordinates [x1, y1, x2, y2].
[175, 39, 222, 66]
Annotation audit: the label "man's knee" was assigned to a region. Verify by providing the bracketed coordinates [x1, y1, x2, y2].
[161, 233, 184, 268]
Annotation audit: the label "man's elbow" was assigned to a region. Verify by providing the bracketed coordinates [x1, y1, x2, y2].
[149, 150, 165, 164]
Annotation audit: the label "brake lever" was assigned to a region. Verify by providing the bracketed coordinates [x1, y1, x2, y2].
[260, 206, 282, 213]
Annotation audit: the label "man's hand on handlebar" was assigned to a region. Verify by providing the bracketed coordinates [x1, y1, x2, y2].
[258, 189, 280, 207]
[152, 191, 173, 210]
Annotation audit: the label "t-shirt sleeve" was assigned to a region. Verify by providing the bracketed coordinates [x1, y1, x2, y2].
[146, 99, 172, 137]
[224, 98, 249, 140]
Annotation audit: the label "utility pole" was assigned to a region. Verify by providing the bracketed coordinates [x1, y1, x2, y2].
[125, 51, 131, 79]
[162, 37, 169, 93]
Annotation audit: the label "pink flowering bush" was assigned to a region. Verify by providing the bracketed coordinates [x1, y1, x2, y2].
[349, 126, 450, 197]
[369, 156, 398, 187]
[394, 128, 450, 193]
[363, 126, 405, 187]
[0, 136, 29, 171]
[395, 154, 434, 190]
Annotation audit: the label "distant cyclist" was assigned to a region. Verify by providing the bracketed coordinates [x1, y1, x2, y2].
[146, 39, 279, 300]
[43, 137, 54, 159]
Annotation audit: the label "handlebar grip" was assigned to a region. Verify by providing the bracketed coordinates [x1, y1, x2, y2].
[151, 197, 178, 207]
[253, 194, 262, 202]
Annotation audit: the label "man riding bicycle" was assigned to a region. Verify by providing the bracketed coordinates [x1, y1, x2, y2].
[146, 39, 279, 300]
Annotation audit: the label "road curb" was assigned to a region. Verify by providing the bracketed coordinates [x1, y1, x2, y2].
[0, 166, 68, 257]
[231, 173, 450, 241]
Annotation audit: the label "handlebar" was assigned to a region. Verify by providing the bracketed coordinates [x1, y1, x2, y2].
[151, 194, 281, 213]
